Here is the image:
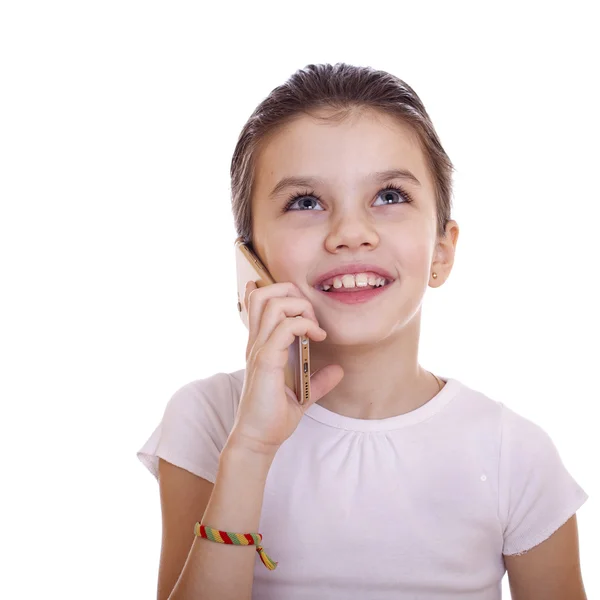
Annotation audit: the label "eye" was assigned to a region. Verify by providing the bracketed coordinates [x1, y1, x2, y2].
[372, 186, 413, 206]
[282, 189, 325, 212]
[281, 182, 414, 213]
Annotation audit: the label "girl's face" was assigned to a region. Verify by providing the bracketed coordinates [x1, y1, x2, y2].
[250, 107, 454, 345]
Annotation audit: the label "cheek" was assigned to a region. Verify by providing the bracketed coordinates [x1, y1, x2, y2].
[392, 233, 433, 271]
[264, 232, 314, 280]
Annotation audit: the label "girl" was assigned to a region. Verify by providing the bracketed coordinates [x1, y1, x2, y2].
[137, 63, 589, 599]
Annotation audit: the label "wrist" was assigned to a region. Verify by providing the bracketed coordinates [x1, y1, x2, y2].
[222, 433, 279, 468]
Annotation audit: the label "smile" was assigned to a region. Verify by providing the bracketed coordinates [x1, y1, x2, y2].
[316, 279, 394, 305]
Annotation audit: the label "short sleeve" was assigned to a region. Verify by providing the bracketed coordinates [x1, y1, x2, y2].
[136, 372, 239, 484]
[498, 404, 589, 556]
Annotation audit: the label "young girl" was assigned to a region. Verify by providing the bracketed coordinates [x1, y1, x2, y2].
[137, 63, 589, 599]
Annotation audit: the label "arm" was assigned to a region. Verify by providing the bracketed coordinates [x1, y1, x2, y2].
[157, 458, 214, 600]
[504, 514, 587, 600]
[160, 439, 276, 600]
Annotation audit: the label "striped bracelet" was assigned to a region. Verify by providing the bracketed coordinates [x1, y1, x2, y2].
[194, 522, 278, 571]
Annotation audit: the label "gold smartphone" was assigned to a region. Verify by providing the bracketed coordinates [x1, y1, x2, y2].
[235, 237, 311, 405]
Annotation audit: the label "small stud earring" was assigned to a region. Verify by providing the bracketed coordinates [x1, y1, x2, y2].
[432, 272, 438, 279]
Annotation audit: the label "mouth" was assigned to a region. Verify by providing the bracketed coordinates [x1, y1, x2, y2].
[316, 277, 392, 293]
[314, 269, 395, 290]
[315, 278, 395, 305]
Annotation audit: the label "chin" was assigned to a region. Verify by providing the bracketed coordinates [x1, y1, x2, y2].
[317, 324, 393, 347]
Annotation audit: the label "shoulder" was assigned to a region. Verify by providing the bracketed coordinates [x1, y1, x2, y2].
[455, 382, 588, 557]
[447, 378, 550, 446]
[137, 368, 247, 483]
[441, 378, 504, 436]
[159, 368, 247, 455]
[494, 401, 588, 556]
[498, 401, 558, 461]
[164, 368, 245, 425]
[440, 380, 559, 470]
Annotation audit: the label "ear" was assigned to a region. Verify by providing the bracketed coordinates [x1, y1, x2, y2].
[430, 220, 459, 286]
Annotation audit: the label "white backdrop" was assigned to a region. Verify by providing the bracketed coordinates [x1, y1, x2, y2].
[1, 1, 597, 598]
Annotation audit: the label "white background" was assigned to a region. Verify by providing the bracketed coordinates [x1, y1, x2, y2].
[1, 1, 598, 598]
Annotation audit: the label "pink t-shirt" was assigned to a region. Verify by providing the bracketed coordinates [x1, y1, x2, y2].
[137, 370, 588, 599]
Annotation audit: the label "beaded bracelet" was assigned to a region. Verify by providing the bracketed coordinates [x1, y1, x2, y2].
[194, 522, 278, 570]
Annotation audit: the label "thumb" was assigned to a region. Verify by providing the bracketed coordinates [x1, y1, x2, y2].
[303, 364, 344, 409]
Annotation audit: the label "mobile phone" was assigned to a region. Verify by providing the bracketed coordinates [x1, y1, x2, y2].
[234, 237, 311, 405]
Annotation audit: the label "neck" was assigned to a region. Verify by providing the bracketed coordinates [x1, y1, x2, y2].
[309, 310, 443, 419]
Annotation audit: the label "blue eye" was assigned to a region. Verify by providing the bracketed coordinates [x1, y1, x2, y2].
[282, 190, 325, 212]
[373, 188, 410, 206]
[282, 183, 414, 212]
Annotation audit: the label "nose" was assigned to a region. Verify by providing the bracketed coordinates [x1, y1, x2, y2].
[324, 211, 380, 253]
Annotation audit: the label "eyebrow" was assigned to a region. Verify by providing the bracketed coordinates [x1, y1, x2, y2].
[268, 168, 421, 199]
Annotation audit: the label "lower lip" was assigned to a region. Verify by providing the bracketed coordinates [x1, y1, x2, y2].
[316, 281, 394, 304]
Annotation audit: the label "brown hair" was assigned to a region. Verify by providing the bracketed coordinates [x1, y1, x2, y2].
[230, 62, 454, 248]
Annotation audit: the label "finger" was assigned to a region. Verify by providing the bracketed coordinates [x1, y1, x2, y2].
[244, 281, 257, 320]
[247, 282, 310, 347]
[253, 296, 320, 348]
[244, 281, 258, 361]
[254, 316, 326, 368]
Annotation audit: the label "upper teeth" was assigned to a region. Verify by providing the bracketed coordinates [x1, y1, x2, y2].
[319, 272, 389, 291]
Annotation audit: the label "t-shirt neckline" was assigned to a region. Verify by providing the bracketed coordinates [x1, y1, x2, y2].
[304, 376, 461, 432]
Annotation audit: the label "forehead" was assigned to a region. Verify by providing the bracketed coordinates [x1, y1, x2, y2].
[253, 107, 429, 193]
